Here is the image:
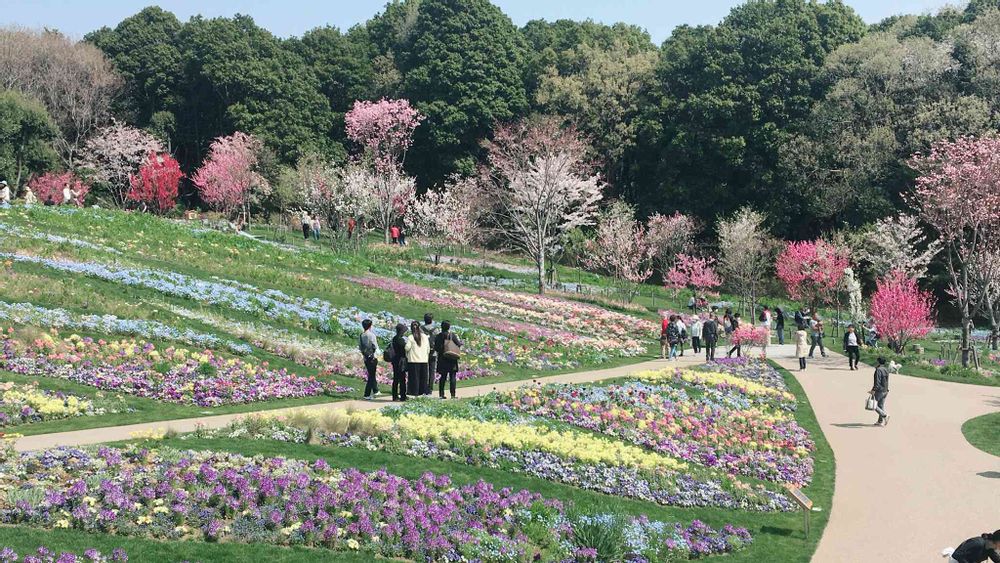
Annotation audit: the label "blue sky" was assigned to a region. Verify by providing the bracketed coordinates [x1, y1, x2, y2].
[4, 0, 952, 43]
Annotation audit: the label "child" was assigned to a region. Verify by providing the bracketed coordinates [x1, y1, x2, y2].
[795, 329, 809, 370]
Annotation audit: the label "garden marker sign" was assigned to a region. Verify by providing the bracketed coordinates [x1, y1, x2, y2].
[786, 485, 813, 538]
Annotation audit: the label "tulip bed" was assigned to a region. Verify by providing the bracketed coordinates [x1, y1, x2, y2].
[0, 445, 752, 562]
[483, 364, 815, 485]
[0, 332, 324, 407]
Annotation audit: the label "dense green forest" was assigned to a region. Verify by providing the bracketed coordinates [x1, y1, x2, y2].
[8, 0, 1000, 238]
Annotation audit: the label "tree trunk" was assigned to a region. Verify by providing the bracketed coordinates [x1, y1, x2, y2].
[536, 251, 546, 295]
[961, 315, 972, 368]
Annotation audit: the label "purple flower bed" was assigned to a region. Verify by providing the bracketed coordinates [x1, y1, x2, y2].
[0, 546, 127, 563]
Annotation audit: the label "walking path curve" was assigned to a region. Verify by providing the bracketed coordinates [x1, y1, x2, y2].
[768, 343, 999, 562]
[13, 355, 705, 452]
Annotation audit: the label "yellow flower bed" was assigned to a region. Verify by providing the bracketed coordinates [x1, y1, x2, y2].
[635, 368, 796, 403]
[341, 410, 686, 472]
[0, 383, 93, 417]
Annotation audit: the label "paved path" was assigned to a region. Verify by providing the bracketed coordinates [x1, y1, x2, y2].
[14, 354, 704, 452]
[767, 343, 999, 562]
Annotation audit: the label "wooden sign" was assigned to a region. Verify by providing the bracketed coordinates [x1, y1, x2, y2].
[786, 485, 813, 510]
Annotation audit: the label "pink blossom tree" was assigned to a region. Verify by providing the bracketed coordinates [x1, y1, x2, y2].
[908, 135, 1000, 366]
[127, 152, 182, 214]
[584, 201, 655, 303]
[664, 253, 722, 299]
[78, 120, 164, 207]
[775, 239, 851, 309]
[870, 270, 936, 354]
[192, 132, 268, 225]
[484, 116, 604, 294]
[731, 324, 771, 356]
[647, 212, 699, 275]
[344, 98, 423, 241]
[28, 171, 89, 205]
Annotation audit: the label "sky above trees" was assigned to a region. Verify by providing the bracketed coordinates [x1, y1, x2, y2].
[3, 0, 951, 43]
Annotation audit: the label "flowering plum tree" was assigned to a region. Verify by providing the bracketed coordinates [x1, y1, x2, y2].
[584, 201, 655, 302]
[127, 152, 182, 214]
[27, 171, 89, 205]
[78, 120, 163, 207]
[410, 175, 482, 252]
[870, 271, 935, 353]
[664, 254, 722, 299]
[192, 132, 268, 225]
[908, 135, 1000, 366]
[731, 324, 771, 356]
[717, 207, 775, 315]
[484, 116, 603, 294]
[775, 239, 851, 308]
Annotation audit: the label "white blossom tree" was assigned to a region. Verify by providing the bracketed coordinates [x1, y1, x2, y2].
[858, 214, 941, 280]
[717, 207, 776, 315]
[483, 117, 604, 294]
[410, 175, 483, 261]
[583, 201, 655, 302]
[77, 119, 164, 207]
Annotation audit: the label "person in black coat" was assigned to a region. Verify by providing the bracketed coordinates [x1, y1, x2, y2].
[870, 357, 890, 426]
[433, 320, 463, 399]
[390, 323, 408, 401]
[727, 313, 742, 358]
[774, 307, 786, 345]
[702, 314, 719, 361]
[946, 530, 1000, 563]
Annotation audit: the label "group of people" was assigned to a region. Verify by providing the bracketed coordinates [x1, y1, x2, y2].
[299, 210, 324, 241]
[0, 180, 44, 207]
[358, 313, 464, 402]
[389, 224, 407, 245]
[660, 306, 763, 362]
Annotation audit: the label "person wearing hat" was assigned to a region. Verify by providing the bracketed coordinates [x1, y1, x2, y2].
[0, 181, 10, 206]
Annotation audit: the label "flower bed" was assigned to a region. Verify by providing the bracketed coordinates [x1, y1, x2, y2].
[0, 381, 129, 427]
[348, 276, 647, 357]
[707, 357, 789, 391]
[0, 446, 751, 561]
[0, 546, 127, 563]
[0, 332, 323, 407]
[484, 379, 814, 485]
[635, 367, 797, 412]
[203, 409, 793, 512]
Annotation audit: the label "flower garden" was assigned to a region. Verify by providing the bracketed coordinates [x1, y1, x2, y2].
[0, 206, 835, 561]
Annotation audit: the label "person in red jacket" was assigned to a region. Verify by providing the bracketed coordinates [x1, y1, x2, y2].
[390, 225, 400, 244]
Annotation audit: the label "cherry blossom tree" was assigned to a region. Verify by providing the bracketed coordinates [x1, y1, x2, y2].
[647, 212, 699, 276]
[776, 239, 851, 309]
[192, 132, 269, 225]
[664, 253, 722, 299]
[583, 201, 655, 302]
[77, 119, 163, 207]
[410, 175, 483, 259]
[858, 214, 941, 280]
[717, 207, 776, 316]
[290, 153, 339, 219]
[28, 171, 89, 205]
[908, 135, 1000, 366]
[345, 98, 423, 172]
[127, 152, 182, 214]
[870, 270, 936, 354]
[483, 116, 604, 294]
[344, 98, 423, 241]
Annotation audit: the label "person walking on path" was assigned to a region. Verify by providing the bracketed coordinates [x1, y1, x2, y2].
[300, 210, 311, 240]
[727, 313, 742, 358]
[844, 324, 861, 370]
[434, 321, 463, 399]
[311, 215, 322, 241]
[659, 313, 671, 359]
[398, 224, 407, 246]
[674, 315, 688, 357]
[420, 313, 438, 396]
[665, 315, 681, 360]
[943, 530, 1000, 563]
[703, 314, 718, 361]
[405, 321, 430, 397]
[870, 357, 890, 426]
[795, 328, 809, 370]
[358, 319, 380, 400]
[774, 307, 786, 345]
[389, 323, 408, 402]
[690, 316, 703, 354]
[809, 313, 827, 358]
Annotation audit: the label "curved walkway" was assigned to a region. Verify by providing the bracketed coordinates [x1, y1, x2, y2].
[13, 355, 704, 452]
[767, 343, 999, 562]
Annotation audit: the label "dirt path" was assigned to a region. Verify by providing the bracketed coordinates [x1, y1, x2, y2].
[767, 343, 999, 562]
[13, 354, 704, 452]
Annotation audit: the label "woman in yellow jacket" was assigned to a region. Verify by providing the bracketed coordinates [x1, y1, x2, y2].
[405, 320, 430, 396]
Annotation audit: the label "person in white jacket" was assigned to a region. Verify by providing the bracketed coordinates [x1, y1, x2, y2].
[674, 316, 688, 357]
[690, 317, 704, 354]
[404, 320, 430, 397]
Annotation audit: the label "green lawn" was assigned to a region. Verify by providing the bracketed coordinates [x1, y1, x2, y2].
[961, 411, 1000, 457]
